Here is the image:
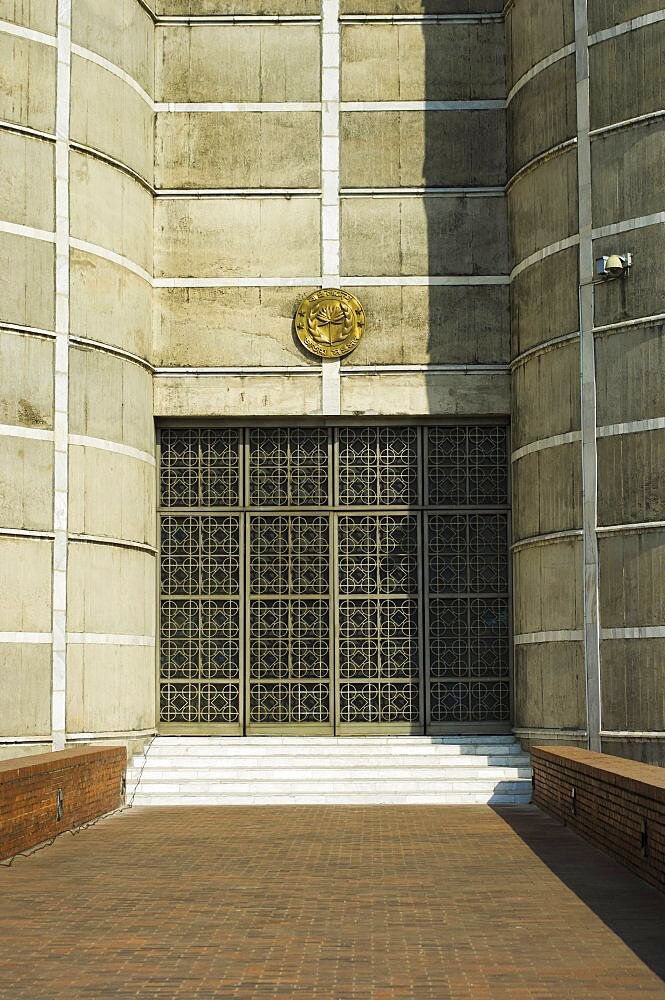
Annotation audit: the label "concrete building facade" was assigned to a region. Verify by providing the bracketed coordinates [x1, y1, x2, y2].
[0, 0, 664, 761]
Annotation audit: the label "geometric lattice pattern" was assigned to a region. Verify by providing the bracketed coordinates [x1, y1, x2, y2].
[159, 424, 510, 730]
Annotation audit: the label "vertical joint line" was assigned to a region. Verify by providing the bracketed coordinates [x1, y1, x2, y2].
[575, 0, 601, 753]
[321, 0, 341, 415]
[52, 0, 71, 752]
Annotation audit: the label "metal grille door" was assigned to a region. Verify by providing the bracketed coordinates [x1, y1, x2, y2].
[158, 424, 510, 734]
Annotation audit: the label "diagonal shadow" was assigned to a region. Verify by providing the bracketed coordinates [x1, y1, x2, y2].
[494, 805, 665, 983]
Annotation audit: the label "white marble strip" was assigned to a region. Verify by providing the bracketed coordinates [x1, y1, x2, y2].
[153, 275, 511, 288]
[156, 14, 321, 24]
[342, 275, 510, 286]
[70, 335, 153, 373]
[155, 188, 320, 198]
[340, 13, 503, 22]
[601, 627, 665, 640]
[342, 363, 509, 374]
[510, 234, 580, 281]
[69, 534, 157, 555]
[67, 728, 156, 739]
[592, 211, 665, 240]
[0, 118, 55, 144]
[341, 186, 506, 197]
[0, 527, 54, 540]
[511, 529, 583, 551]
[0, 423, 53, 441]
[70, 140, 152, 192]
[510, 331, 580, 370]
[506, 138, 577, 190]
[341, 100, 505, 111]
[153, 276, 320, 288]
[0, 321, 56, 339]
[597, 520, 665, 535]
[153, 366, 319, 376]
[0, 17, 56, 46]
[589, 9, 665, 47]
[513, 727, 588, 739]
[70, 237, 152, 283]
[590, 107, 665, 137]
[52, 0, 71, 753]
[597, 416, 665, 439]
[155, 101, 320, 113]
[0, 219, 55, 243]
[600, 730, 665, 739]
[67, 633, 155, 646]
[69, 434, 156, 466]
[507, 43, 575, 104]
[0, 631, 52, 643]
[320, 0, 342, 417]
[511, 430, 581, 462]
[71, 43, 152, 107]
[594, 313, 665, 336]
[514, 630, 584, 645]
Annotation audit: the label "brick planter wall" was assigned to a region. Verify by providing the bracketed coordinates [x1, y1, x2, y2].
[532, 746, 665, 894]
[0, 747, 126, 861]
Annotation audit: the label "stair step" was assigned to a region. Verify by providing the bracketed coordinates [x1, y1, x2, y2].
[131, 754, 529, 770]
[131, 792, 533, 806]
[128, 765, 530, 781]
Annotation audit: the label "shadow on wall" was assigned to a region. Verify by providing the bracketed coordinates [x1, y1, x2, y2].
[495, 807, 665, 983]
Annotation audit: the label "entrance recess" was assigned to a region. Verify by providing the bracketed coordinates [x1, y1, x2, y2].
[158, 424, 510, 735]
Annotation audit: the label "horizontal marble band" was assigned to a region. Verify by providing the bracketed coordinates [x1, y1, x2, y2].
[0, 423, 53, 442]
[511, 431, 581, 463]
[602, 627, 665, 640]
[507, 43, 575, 104]
[506, 138, 576, 191]
[589, 9, 665, 47]
[590, 107, 665, 138]
[510, 332, 580, 370]
[154, 365, 318, 376]
[155, 187, 321, 198]
[0, 631, 52, 644]
[594, 313, 665, 337]
[0, 219, 54, 243]
[340, 187, 506, 197]
[514, 630, 584, 645]
[511, 529, 583, 551]
[69, 237, 152, 284]
[155, 15, 321, 25]
[153, 275, 510, 288]
[69, 534, 156, 555]
[510, 235, 579, 281]
[593, 211, 665, 240]
[597, 416, 665, 439]
[69, 335, 152, 373]
[0, 118, 55, 143]
[512, 727, 588, 739]
[600, 731, 665, 740]
[341, 100, 506, 112]
[156, 101, 320, 113]
[0, 527, 54, 540]
[597, 521, 665, 536]
[69, 434, 155, 466]
[343, 364, 509, 374]
[70, 140, 152, 193]
[66, 728, 157, 740]
[71, 42, 152, 107]
[66, 633, 155, 646]
[0, 17, 55, 47]
[340, 13, 503, 23]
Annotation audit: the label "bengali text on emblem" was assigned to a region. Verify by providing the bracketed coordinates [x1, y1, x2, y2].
[294, 288, 366, 359]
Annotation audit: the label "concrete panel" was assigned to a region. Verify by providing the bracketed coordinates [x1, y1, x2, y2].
[599, 531, 665, 627]
[0, 0, 56, 33]
[72, 0, 154, 97]
[589, 0, 665, 33]
[69, 347, 154, 454]
[154, 198, 320, 278]
[337, 285, 509, 366]
[0, 33, 55, 133]
[591, 121, 665, 229]
[155, 25, 319, 103]
[509, 147, 578, 268]
[67, 542, 155, 636]
[514, 641, 585, 731]
[156, 0, 319, 13]
[597, 431, 665, 527]
[340, 111, 505, 188]
[506, 0, 574, 87]
[0, 536, 52, 630]
[70, 251, 152, 360]
[0, 130, 53, 231]
[0, 231, 54, 331]
[0, 330, 53, 428]
[600, 737, 665, 767]
[512, 339, 580, 449]
[341, 196, 508, 276]
[596, 323, 665, 426]
[513, 537, 583, 633]
[70, 55, 153, 183]
[512, 441, 582, 541]
[340, 23, 504, 102]
[70, 152, 152, 273]
[155, 113, 320, 190]
[153, 374, 322, 417]
[0, 436, 53, 531]
[340, 0, 501, 13]
[0, 644, 51, 736]
[593, 223, 665, 329]
[508, 56, 576, 176]
[590, 22, 665, 131]
[340, 371, 510, 416]
[510, 246, 578, 357]
[66, 643, 156, 734]
[154, 286, 319, 367]
[68, 445, 156, 546]
[602, 638, 665, 733]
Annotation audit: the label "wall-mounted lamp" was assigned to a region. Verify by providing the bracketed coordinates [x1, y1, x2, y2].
[595, 253, 632, 280]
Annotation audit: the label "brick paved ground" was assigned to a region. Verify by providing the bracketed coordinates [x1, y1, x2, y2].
[1, 805, 665, 999]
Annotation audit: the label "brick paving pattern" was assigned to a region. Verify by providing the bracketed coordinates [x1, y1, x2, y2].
[1, 805, 665, 999]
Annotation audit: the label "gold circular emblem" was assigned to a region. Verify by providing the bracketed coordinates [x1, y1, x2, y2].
[294, 288, 366, 359]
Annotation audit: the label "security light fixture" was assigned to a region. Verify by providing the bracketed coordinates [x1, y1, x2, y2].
[595, 253, 632, 280]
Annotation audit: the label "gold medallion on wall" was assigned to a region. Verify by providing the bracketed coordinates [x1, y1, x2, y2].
[295, 288, 366, 359]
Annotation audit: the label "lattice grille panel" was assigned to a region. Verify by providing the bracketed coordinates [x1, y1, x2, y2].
[161, 428, 241, 507]
[338, 426, 418, 506]
[249, 427, 329, 507]
[427, 425, 508, 506]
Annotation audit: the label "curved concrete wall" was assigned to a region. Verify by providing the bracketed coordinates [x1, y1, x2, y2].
[508, 0, 665, 763]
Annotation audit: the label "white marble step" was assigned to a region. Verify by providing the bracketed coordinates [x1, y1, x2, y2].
[142, 743, 523, 759]
[131, 753, 529, 770]
[129, 764, 530, 782]
[150, 735, 517, 746]
[131, 791, 533, 806]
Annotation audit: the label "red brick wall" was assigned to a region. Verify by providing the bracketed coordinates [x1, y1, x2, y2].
[532, 746, 665, 894]
[0, 746, 126, 861]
